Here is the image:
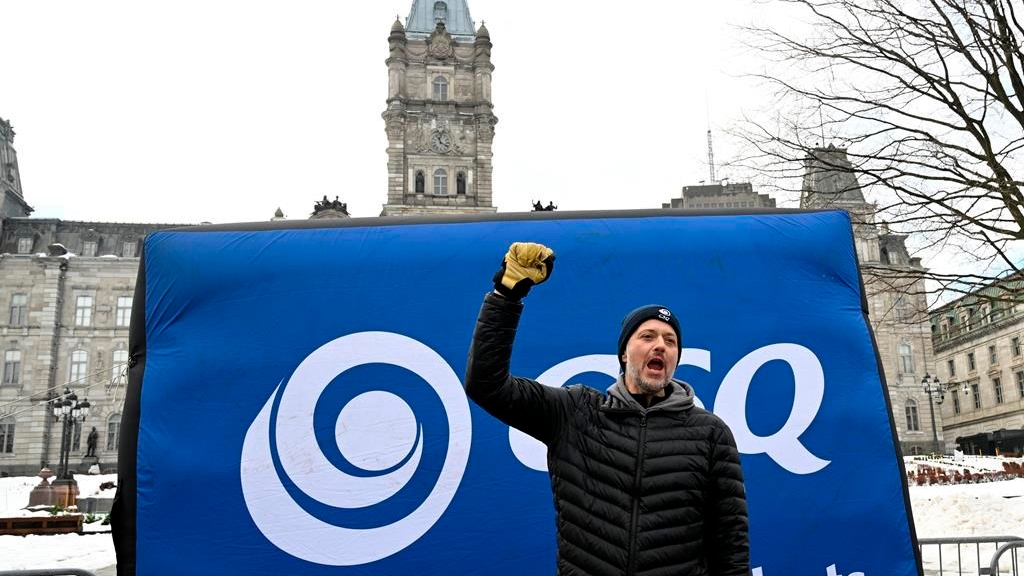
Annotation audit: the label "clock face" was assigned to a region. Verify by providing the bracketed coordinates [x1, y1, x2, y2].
[431, 131, 452, 154]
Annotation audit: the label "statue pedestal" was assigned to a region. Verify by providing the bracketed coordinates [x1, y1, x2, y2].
[51, 478, 80, 510]
[81, 455, 101, 474]
[27, 468, 56, 507]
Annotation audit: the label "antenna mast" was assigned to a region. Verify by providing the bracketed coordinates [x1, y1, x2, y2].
[707, 129, 716, 183]
[705, 92, 716, 183]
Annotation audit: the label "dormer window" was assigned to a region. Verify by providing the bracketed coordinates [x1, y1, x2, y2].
[433, 76, 448, 101]
[433, 1, 447, 23]
[16, 237, 32, 254]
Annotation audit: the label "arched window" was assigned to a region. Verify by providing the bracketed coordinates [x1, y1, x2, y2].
[433, 76, 448, 101]
[880, 247, 890, 264]
[898, 341, 914, 374]
[415, 171, 425, 194]
[905, 400, 920, 431]
[434, 169, 448, 195]
[106, 413, 121, 451]
[456, 172, 466, 195]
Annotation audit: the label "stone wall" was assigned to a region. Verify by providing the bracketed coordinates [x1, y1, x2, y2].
[0, 253, 139, 476]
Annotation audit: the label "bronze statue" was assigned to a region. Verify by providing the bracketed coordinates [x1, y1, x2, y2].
[86, 427, 99, 457]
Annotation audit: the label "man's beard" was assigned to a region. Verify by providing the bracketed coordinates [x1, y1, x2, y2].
[626, 360, 673, 395]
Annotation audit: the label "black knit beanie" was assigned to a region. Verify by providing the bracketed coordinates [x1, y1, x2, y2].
[617, 305, 682, 372]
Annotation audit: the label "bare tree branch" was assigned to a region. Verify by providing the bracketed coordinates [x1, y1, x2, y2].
[730, 0, 1024, 304]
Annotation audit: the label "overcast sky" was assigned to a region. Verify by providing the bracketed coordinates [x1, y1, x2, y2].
[1, 0, 787, 225]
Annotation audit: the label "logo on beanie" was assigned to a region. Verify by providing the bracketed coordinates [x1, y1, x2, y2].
[658, 308, 672, 320]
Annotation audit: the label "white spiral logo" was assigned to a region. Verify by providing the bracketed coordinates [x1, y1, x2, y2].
[240, 331, 471, 566]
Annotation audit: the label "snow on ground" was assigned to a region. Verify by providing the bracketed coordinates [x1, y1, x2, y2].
[0, 473, 116, 517]
[0, 473, 117, 571]
[904, 455, 1024, 574]
[2, 458, 1024, 572]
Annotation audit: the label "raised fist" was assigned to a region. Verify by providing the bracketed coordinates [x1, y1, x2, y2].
[492, 242, 556, 300]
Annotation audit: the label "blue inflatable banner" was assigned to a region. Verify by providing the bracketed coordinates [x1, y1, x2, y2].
[115, 210, 919, 575]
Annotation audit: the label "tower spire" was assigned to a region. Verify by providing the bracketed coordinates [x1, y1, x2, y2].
[0, 117, 32, 217]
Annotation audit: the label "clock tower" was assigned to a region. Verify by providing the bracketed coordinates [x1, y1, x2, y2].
[380, 0, 498, 216]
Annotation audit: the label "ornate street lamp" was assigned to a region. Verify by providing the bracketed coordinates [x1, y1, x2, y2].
[49, 388, 90, 507]
[921, 373, 945, 454]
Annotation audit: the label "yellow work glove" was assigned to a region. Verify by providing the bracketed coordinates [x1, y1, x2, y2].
[492, 242, 556, 300]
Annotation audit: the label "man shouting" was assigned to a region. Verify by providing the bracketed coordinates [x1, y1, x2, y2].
[465, 242, 749, 576]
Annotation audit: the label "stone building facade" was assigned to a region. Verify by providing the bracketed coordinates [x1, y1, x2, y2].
[0, 1, 500, 476]
[1, 252, 141, 476]
[667, 154, 945, 455]
[799, 145, 946, 455]
[380, 0, 498, 216]
[929, 277, 1024, 455]
[0, 118, 180, 476]
[662, 182, 777, 210]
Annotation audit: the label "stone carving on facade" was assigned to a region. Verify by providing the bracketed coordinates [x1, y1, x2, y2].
[388, 37, 407, 59]
[427, 22, 455, 60]
[475, 116, 495, 143]
[389, 41, 408, 59]
[384, 113, 406, 140]
[407, 121, 428, 153]
[425, 126, 464, 155]
[388, 70, 400, 98]
[313, 195, 348, 215]
[408, 119, 464, 155]
[454, 128, 472, 154]
[475, 43, 491, 62]
[0, 118, 13, 144]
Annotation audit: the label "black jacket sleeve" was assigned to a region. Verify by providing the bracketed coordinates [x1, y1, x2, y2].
[464, 292, 575, 445]
[705, 421, 750, 576]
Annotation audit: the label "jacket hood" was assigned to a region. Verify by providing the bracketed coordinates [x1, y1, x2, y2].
[605, 377, 695, 412]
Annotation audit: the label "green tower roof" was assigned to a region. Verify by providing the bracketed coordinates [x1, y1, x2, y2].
[405, 0, 476, 40]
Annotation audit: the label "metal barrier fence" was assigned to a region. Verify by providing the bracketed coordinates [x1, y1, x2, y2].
[920, 536, 1024, 576]
[0, 537, 1019, 576]
[985, 541, 1024, 576]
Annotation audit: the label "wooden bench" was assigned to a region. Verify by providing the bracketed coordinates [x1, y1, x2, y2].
[0, 515, 83, 535]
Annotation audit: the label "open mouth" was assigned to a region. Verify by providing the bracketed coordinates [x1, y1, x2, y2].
[646, 358, 665, 372]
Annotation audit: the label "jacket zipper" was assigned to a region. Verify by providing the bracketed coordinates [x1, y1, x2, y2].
[626, 413, 648, 576]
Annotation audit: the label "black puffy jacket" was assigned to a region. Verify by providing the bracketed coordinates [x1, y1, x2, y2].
[465, 293, 749, 576]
